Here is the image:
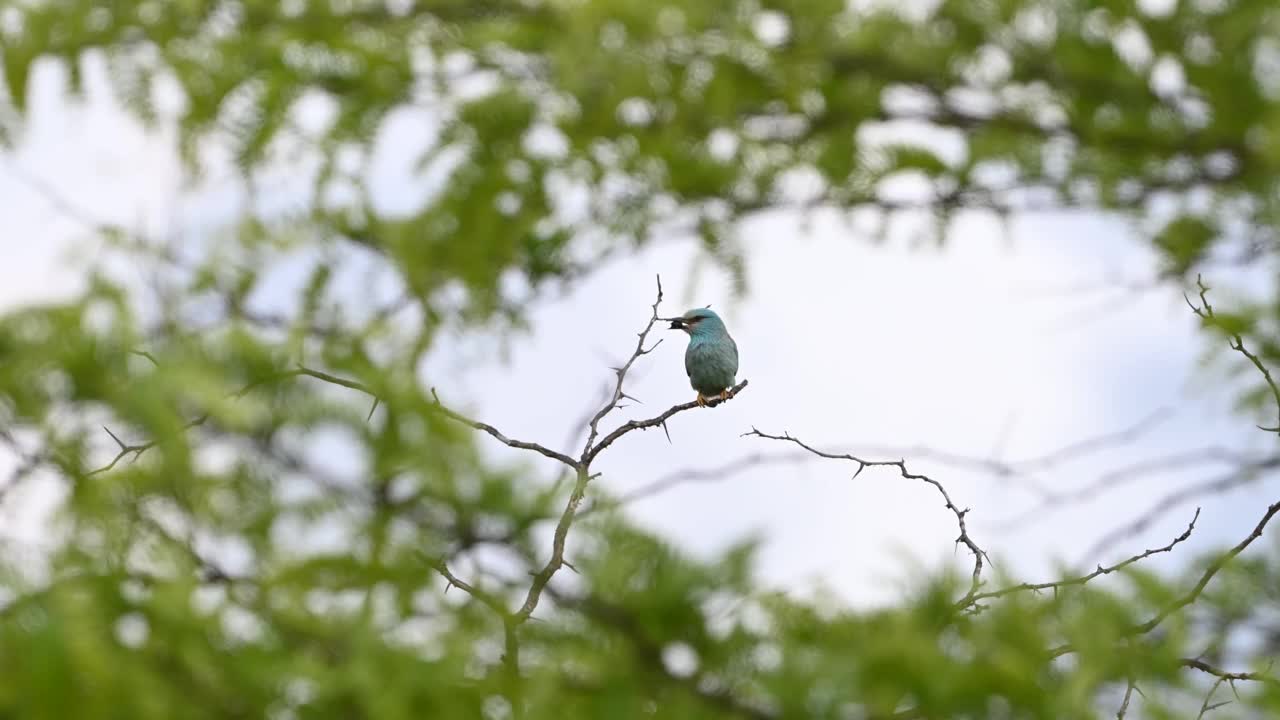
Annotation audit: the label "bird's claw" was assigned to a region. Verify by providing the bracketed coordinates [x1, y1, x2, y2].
[718, 390, 730, 402]
[696, 393, 707, 407]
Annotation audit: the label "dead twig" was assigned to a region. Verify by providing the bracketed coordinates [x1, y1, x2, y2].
[744, 427, 989, 602]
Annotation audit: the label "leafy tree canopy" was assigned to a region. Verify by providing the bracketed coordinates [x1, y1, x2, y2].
[2, 1, 1280, 718]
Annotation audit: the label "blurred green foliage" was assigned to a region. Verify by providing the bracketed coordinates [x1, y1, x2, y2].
[3, 0, 1280, 717]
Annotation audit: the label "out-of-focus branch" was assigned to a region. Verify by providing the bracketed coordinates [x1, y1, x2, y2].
[1181, 658, 1280, 686]
[1083, 456, 1280, 560]
[744, 427, 988, 601]
[561, 379, 613, 454]
[1001, 445, 1259, 531]
[1115, 679, 1138, 719]
[1194, 676, 1232, 719]
[88, 416, 209, 476]
[959, 508, 1200, 611]
[579, 451, 817, 517]
[860, 407, 1174, 482]
[547, 587, 777, 720]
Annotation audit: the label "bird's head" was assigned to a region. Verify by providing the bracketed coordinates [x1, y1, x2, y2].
[664, 308, 727, 336]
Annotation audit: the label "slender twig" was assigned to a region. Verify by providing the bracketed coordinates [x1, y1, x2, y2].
[745, 428, 988, 601]
[580, 275, 667, 461]
[88, 416, 209, 476]
[1050, 499, 1280, 660]
[1194, 676, 1232, 720]
[1115, 679, 1137, 719]
[959, 508, 1200, 611]
[295, 366, 377, 396]
[561, 380, 613, 454]
[1186, 275, 1280, 435]
[581, 381, 748, 466]
[1084, 457, 1280, 560]
[1130, 500, 1280, 636]
[431, 388, 580, 470]
[861, 407, 1174, 480]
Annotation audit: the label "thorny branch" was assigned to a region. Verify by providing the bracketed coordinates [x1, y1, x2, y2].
[171, 275, 748, 711]
[514, 466, 593, 624]
[1194, 676, 1233, 720]
[1186, 274, 1280, 435]
[1115, 679, 1137, 719]
[88, 416, 209, 476]
[1048, 499, 1280, 661]
[516, 276, 747, 622]
[59, 264, 1280, 717]
[1130, 500, 1280, 636]
[579, 275, 667, 460]
[744, 427, 990, 602]
[960, 508, 1201, 611]
[430, 388, 580, 469]
[1181, 658, 1280, 686]
[582, 380, 748, 466]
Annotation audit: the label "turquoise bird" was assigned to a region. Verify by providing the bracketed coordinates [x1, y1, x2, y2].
[665, 308, 739, 407]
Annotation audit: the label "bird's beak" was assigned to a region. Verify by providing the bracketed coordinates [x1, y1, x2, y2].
[664, 317, 686, 330]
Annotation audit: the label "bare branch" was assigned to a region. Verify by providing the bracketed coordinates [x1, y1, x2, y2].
[1047, 501, 1280, 662]
[1194, 676, 1232, 720]
[1130, 500, 1280, 636]
[431, 557, 509, 616]
[1186, 274, 1280, 435]
[88, 416, 208, 476]
[1181, 658, 1280, 686]
[745, 427, 989, 601]
[561, 379, 613, 453]
[580, 275, 667, 460]
[514, 467, 593, 623]
[431, 388, 580, 470]
[295, 366, 378, 396]
[1115, 679, 1137, 719]
[959, 508, 1200, 611]
[581, 381, 749, 466]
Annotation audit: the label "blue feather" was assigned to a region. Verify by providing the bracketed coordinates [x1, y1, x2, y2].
[674, 308, 738, 396]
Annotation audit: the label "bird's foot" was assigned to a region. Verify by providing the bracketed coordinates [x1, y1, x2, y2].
[718, 389, 730, 402]
[696, 392, 707, 407]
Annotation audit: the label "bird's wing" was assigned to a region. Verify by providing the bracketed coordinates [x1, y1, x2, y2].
[684, 342, 694, 378]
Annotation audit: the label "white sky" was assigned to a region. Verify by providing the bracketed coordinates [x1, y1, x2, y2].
[2, 59, 1277, 609]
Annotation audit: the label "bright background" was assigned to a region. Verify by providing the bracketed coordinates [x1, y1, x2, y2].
[3, 57, 1273, 608]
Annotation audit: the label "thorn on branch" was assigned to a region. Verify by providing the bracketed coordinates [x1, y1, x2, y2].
[1186, 274, 1280, 437]
[746, 427, 989, 602]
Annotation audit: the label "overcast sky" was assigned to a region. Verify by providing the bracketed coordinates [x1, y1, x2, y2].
[2, 57, 1276, 610]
